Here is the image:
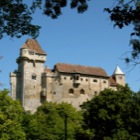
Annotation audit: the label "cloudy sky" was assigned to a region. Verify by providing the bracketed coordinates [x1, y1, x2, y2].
[0, 0, 140, 92]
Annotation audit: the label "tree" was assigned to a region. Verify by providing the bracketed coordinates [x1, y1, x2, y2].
[25, 102, 83, 140]
[1, 0, 140, 64]
[0, 0, 41, 39]
[80, 85, 140, 139]
[0, 89, 26, 140]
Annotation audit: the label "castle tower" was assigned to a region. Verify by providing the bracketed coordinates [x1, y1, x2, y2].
[112, 65, 125, 86]
[10, 39, 46, 112]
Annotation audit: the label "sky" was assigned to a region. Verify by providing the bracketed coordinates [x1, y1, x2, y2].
[0, 0, 140, 92]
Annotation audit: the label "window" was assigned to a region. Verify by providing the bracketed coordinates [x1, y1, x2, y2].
[74, 74, 79, 80]
[103, 80, 106, 83]
[93, 79, 98, 82]
[32, 73, 36, 80]
[81, 78, 83, 81]
[64, 77, 67, 80]
[69, 89, 74, 94]
[29, 50, 35, 55]
[86, 79, 88, 81]
[94, 91, 97, 96]
[70, 77, 73, 80]
[80, 89, 85, 94]
[33, 62, 36, 67]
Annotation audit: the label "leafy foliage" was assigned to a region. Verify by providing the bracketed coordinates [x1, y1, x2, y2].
[44, 0, 89, 19]
[25, 102, 83, 140]
[0, 89, 26, 140]
[1, 0, 140, 65]
[80, 85, 140, 139]
[0, 0, 41, 39]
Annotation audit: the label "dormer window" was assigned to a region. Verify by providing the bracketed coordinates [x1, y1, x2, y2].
[32, 73, 36, 80]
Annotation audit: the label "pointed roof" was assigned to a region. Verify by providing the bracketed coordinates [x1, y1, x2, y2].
[21, 39, 46, 55]
[113, 65, 124, 75]
[54, 63, 109, 77]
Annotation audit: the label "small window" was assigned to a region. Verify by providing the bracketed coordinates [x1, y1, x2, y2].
[64, 77, 67, 80]
[94, 91, 97, 96]
[69, 89, 74, 94]
[74, 75, 79, 80]
[33, 62, 36, 67]
[81, 78, 83, 81]
[70, 77, 73, 80]
[32, 74, 36, 80]
[86, 79, 88, 81]
[29, 50, 35, 55]
[93, 79, 98, 82]
[80, 89, 85, 94]
[103, 80, 106, 83]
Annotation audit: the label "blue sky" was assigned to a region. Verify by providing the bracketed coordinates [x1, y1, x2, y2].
[0, 0, 140, 92]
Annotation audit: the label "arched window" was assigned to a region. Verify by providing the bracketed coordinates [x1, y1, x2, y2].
[80, 89, 85, 94]
[69, 88, 74, 94]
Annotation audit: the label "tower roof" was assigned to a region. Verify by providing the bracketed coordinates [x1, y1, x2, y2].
[21, 39, 46, 55]
[113, 65, 124, 75]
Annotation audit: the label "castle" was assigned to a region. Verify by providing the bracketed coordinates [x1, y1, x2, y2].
[10, 39, 125, 112]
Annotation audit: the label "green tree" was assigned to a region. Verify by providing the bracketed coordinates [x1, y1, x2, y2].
[0, 89, 26, 140]
[25, 102, 83, 140]
[0, 0, 41, 39]
[80, 85, 140, 140]
[1, 0, 140, 64]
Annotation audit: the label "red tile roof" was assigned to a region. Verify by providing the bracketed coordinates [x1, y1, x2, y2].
[55, 63, 109, 77]
[109, 77, 118, 86]
[21, 39, 46, 55]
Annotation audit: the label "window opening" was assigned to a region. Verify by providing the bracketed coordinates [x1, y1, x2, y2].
[29, 50, 35, 55]
[32, 73, 36, 80]
[69, 89, 74, 94]
[94, 91, 97, 96]
[74, 75, 79, 80]
[70, 77, 73, 80]
[93, 79, 98, 82]
[80, 89, 85, 94]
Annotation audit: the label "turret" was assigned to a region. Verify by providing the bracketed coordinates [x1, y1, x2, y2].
[112, 65, 125, 86]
